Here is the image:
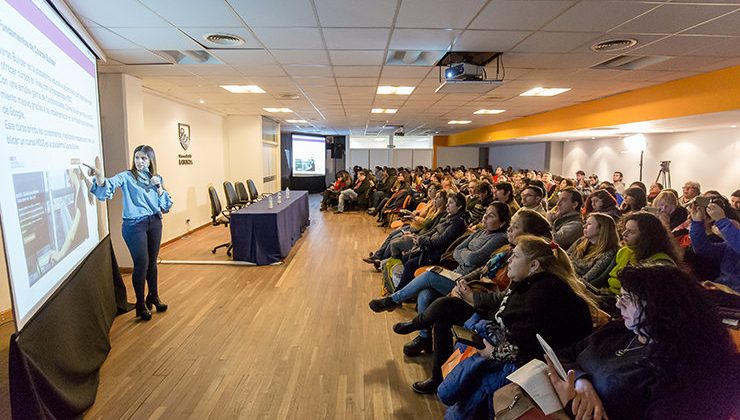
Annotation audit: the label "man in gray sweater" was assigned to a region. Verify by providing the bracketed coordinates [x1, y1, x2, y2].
[547, 187, 584, 249]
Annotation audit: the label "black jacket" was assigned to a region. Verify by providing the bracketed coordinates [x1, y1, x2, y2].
[417, 211, 468, 262]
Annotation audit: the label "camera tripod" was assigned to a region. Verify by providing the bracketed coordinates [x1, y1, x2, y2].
[655, 161, 671, 188]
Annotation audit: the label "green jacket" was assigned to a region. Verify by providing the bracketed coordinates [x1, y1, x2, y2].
[608, 246, 675, 294]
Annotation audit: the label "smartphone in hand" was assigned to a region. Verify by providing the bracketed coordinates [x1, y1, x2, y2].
[452, 325, 486, 349]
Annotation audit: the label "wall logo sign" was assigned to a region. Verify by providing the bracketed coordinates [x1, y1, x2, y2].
[178, 123, 193, 165]
[178, 123, 190, 150]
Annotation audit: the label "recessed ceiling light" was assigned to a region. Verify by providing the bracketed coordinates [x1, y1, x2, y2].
[286, 119, 307, 123]
[263, 107, 293, 113]
[198, 99, 205, 104]
[473, 109, 506, 115]
[220, 85, 265, 94]
[377, 86, 415, 95]
[731, 125, 738, 128]
[520, 87, 571, 97]
[371, 108, 397, 114]
[448, 120, 472, 125]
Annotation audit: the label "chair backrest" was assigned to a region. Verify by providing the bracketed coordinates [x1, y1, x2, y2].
[246, 179, 259, 200]
[235, 181, 250, 203]
[208, 186, 222, 223]
[223, 181, 239, 209]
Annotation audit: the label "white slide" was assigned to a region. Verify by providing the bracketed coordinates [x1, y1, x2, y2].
[0, 0, 107, 329]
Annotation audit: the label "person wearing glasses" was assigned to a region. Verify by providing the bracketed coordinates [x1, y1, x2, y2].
[519, 185, 546, 216]
[546, 265, 736, 420]
[679, 181, 701, 207]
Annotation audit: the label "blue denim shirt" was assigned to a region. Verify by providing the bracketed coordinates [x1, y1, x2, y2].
[91, 170, 173, 220]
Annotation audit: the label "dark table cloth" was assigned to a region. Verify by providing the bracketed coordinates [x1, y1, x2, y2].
[230, 190, 310, 265]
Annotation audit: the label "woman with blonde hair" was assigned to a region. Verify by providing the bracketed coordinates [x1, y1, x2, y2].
[436, 234, 595, 419]
[567, 213, 620, 287]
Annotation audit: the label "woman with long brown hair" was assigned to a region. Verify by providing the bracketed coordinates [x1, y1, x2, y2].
[567, 213, 620, 287]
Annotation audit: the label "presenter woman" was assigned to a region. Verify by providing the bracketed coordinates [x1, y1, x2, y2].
[87, 145, 173, 321]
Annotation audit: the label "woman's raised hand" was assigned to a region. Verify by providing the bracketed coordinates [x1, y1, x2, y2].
[83, 156, 105, 186]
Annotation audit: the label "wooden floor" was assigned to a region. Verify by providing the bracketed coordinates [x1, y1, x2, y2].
[78, 194, 445, 419]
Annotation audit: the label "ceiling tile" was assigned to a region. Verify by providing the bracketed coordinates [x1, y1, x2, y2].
[139, 0, 244, 26]
[632, 35, 729, 56]
[380, 66, 433, 78]
[271, 50, 331, 65]
[110, 27, 202, 49]
[688, 37, 740, 57]
[511, 31, 602, 53]
[453, 30, 532, 52]
[105, 49, 172, 64]
[233, 64, 287, 76]
[323, 28, 390, 50]
[396, 0, 488, 29]
[228, 0, 318, 27]
[180, 27, 263, 49]
[389, 29, 461, 50]
[210, 50, 276, 65]
[336, 77, 379, 86]
[285, 65, 334, 77]
[67, 0, 170, 27]
[251, 27, 324, 49]
[329, 50, 386, 65]
[613, 3, 737, 34]
[315, 0, 397, 27]
[87, 26, 141, 49]
[334, 66, 382, 77]
[471, 1, 576, 31]
[543, 1, 658, 32]
[684, 9, 740, 36]
[504, 52, 611, 70]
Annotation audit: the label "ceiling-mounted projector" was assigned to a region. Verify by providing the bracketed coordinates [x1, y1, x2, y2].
[445, 62, 485, 81]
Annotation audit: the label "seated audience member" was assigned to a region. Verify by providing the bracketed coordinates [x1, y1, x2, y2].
[435, 235, 595, 419]
[585, 189, 622, 221]
[612, 171, 625, 195]
[575, 170, 591, 196]
[679, 181, 701, 207]
[731, 189, 740, 212]
[548, 266, 737, 420]
[608, 212, 682, 294]
[653, 190, 689, 231]
[647, 182, 663, 204]
[619, 186, 647, 216]
[491, 166, 505, 183]
[494, 181, 520, 216]
[549, 177, 575, 208]
[588, 174, 600, 189]
[368, 203, 511, 356]
[335, 170, 371, 213]
[466, 182, 494, 226]
[567, 213, 619, 288]
[689, 199, 740, 292]
[374, 178, 412, 226]
[320, 170, 350, 211]
[597, 181, 623, 204]
[367, 168, 396, 214]
[519, 185, 546, 216]
[629, 181, 647, 193]
[363, 188, 445, 264]
[547, 187, 585, 249]
[394, 193, 468, 291]
[389, 210, 553, 393]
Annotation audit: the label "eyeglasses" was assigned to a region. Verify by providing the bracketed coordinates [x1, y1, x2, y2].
[616, 293, 633, 304]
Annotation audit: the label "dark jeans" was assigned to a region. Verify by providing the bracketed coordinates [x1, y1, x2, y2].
[411, 296, 476, 381]
[321, 189, 339, 207]
[121, 214, 163, 305]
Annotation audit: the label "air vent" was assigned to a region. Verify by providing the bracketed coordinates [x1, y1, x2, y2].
[157, 50, 221, 65]
[591, 39, 638, 53]
[591, 55, 671, 71]
[204, 33, 245, 46]
[386, 50, 445, 66]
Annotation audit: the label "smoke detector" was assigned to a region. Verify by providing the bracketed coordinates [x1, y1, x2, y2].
[204, 33, 245, 46]
[591, 39, 638, 53]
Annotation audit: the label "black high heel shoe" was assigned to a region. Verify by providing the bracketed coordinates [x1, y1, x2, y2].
[145, 295, 168, 312]
[135, 302, 152, 321]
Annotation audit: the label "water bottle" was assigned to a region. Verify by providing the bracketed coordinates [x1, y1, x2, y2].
[286, 187, 290, 198]
[268, 196, 274, 209]
[277, 192, 282, 204]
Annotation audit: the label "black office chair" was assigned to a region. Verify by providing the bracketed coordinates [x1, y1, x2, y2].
[246, 179, 270, 201]
[235, 181, 251, 205]
[223, 181, 242, 211]
[208, 186, 232, 256]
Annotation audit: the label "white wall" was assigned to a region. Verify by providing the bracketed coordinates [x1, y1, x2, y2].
[561, 128, 740, 195]
[488, 142, 548, 171]
[437, 146, 481, 168]
[142, 92, 229, 242]
[225, 115, 264, 191]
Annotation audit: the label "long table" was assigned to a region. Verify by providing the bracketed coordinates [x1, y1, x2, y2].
[230, 190, 310, 265]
